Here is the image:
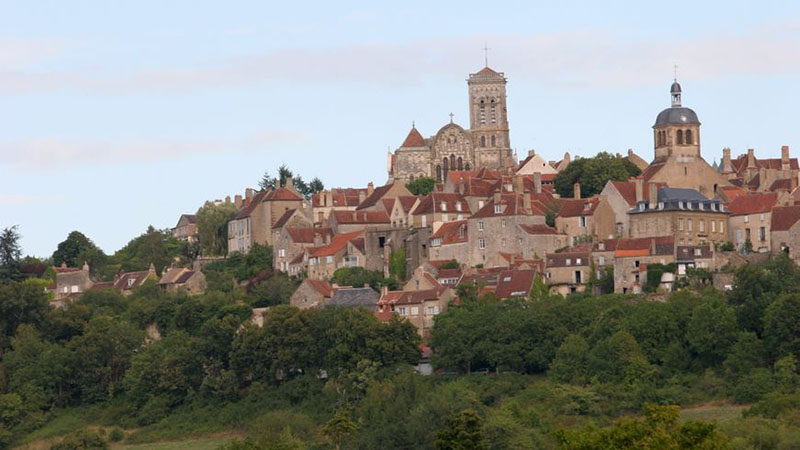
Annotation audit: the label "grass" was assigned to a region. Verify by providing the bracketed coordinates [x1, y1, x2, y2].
[680, 401, 747, 424]
[113, 436, 236, 450]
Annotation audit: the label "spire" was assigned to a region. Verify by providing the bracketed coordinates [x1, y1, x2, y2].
[400, 125, 426, 148]
[482, 43, 490, 68]
[670, 79, 682, 107]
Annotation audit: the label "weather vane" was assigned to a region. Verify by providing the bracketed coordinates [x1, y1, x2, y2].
[673, 63, 679, 81]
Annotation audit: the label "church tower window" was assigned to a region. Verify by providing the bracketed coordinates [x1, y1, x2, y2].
[491, 135, 496, 147]
[457, 157, 463, 171]
[480, 99, 486, 125]
[677, 130, 683, 145]
[481, 136, 486, 147]
[436, 165, 442, 182]
[685, 129, 692, 145]
[450, 154, 456, 169]
[490, 99, 496, 124]
[443, 158, 449, 179]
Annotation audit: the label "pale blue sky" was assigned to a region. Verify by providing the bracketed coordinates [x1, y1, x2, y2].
[2, 0, 800, 256]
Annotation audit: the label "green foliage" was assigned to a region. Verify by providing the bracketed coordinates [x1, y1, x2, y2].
[110, 226, 190, 275]
[206, 244, 274, 282]
[196, 201, 238, 256]
[764, 293, 800, 361]
[686, 296, 738, 368]
[330, 267, 394, 291]
[406, 177, 436, 196]
[557, 404, 726, 449]
[549, 334, 589, 384]
[433, 409, 488, 450]
[248, 274, 300, 308]
[49, 429, 109, 449]
[553, 152, 641, 199]
[644, 263, 675, 293]
[389, 248, 407, 281]
[321, 411, 358, 450]
[0, 281, 50, 351]
[51, 231, 108, 277]
[718, 241, 735, 252]
[0, 226, 22, 282]
[258, 165, 323, 199]
[439, 260, 460, 270]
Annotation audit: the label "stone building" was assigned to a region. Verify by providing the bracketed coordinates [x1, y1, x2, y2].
[274, 227, 333, 273]
[640, 80, 729, 197]
[159, 267, 206, 295]
[721, 146, 800, 192]
[290, 279, 333, 309]
[311, 188, 368, 224]
[555, 190, 600, 245]
[612, 236, 676, 294]
[726, 192, 779, 253]
[428, 220, 469, 263]
[172, 214, 197, 243]
[598, 179, 663, 239]
[227, 181, 306, 253]
[545, 251, 590, 296]
[770, 205, 800, 263]
[629, 187, 728, 246]
[517, 224, 569, 260]
[113, 264, 158, 296]
[409, 192, 471, 229]
[307, 230, 365, 280]
[388, 66, 516, 182]
[52, 261, 93, 299]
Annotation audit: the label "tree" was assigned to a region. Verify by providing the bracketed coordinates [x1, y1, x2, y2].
[406, 177, 436, 196]
[549, 334, 589, 384]
[321, 411, 359, 450]
[49, 429, 109, 450]
[686, 296, 738, 368]
[553, 152, 641, 198]
[195, 201, 238, 256]
[307, 177, 324, 195]
[0, 281, 50, 352]
[51, 231, 107, 276]
[764, 293, 800, 361]
[112, 226, 187, 275]
[389, 248, 407, 281]
[0, 226, 22, 282]
[331, 267, 392, 291]
[433, 409, 489, 450]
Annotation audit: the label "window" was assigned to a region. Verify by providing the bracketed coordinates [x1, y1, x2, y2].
[398, 307, 408, 316]
[744, 215, 749, 223]
[440, 201, 447, 211]
[422, 216, 427, 227]
[326, 256, 333, 264]
[458, 225, 466, 238]
[501, 238, 506, 247]
[566, 258, 571, 266]
[478, 221, 484, 232]
[711, 220, 716, 233]
[579, 216, 587, 228]
[760, 227, 766, 241]
[688, 219, 693, 231]
[719, 221, 724, 234]
[686, 129, 692, 144]
[479, 239, 486, 249]
[127, 278, 135, 288]
[494, 204, 502, 214]
[634, 260, 640, 268]
[411, 307, 419, 316]
[491, 135, 496, 146]
[679, 218, 684, 231]
[576, 258, 582, 265]
[442, 214, 448, 222]
[480, 136, 486, 147]
[71, 285, 79, 293]
[426, 306, 439, 315]
[699, 220, 705, 233]
[456, 202, 462, 212]
[478, 201, 484, 209]
[279, 248, 286, 257]
[501, 219, 506, 228]
[760, 213, 765, 221]
[436, 165, 442, 182]
[677, 129, 683, 144]
[598, 256, 606, 266]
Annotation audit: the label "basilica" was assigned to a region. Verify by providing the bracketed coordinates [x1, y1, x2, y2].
[387, 66, 518, 182]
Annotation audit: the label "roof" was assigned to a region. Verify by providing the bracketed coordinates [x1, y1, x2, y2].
[413, 193, 470, 215]
[609, 180, 663, 206]
[727, 192, 778, 216]
[518, 224, 562, 235]
[610, 236, 675, 257]
[356, 183, 396, 210]
[430, 220, 468, 245]
[400, 126, 427, 148]
[677, 245, 713, 261]
[328, 287, 380, 309]
[306, 279, 333, 298]
[658, 188, 708, 202]
[273, 209, 298, 229]
[771, 206, 800, 231]
[770, 179, 793, 192]
[476, 66, 500, 76]
[286, 227, 334, 244]
[332, 210, 390, 225]
[731, 154, 800, 175]
[266, 187, 304, 201]
[233, 190, 269, 220]
[471, 193, 545, 218]
[312, 189, 365, 207]
[458, 268, 536, 299]
[174, 214, 197, 227]
[113, 270, 153, 290]
[654, 107, 700, 126]
[640, 160, 667, 182]
[546, 252, 591, 268]
[309, 230, 364, 258]
[557, 197, 600, 218]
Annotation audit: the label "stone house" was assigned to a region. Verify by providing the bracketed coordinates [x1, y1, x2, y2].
[555, 189, 600, 245]
[386, 196, 421, 228]
[675, 244, 716, 277]
[597, 179, 663, 239]
[377, 284, 454, 338]
[721, 146, 800, 192]
[159, 267, 206, 295]
[409, 193, 471, 230]
[770, 205, 800, 263]
[328, 210, 391, 234]
[517, 224, 568, 260]
[428, 220, 469, 264]
[273, 227, 333, 273]
[458, 267, 538, 299]
[311, 188, 368, 224]
[290, 279, 334, 309]
[355, 182, 412, 211]
[629, 187, 728, 246]
[113, 264, 158, 296]
[467, 192, 547, 267]
[726, 192, 779, 253]
[52, 261, 93, 299]
[307, 230, 365, 280]
[545, 251, 590, 296]
[612, 236, 675, 294]
[172, 214, 197, 243]
[227, 182, 306, 253]
[327, 286, 380, 310]
[516, 150, 559, 176]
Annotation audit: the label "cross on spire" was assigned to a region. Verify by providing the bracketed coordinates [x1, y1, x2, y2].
[673, 63, 678, 81]
[449, 112, 454, 123]
[482, 43, 490, 67]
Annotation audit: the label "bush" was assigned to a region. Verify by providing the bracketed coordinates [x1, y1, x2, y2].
[49, 429, 109, 450]
[108, 428, 124, 442]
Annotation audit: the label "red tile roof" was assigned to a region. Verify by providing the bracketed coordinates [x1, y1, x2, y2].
[332, 210, 390, 224]
[546, 252, 591, 268]
[266, 187, 304, 201]
[731, 154, 800, 175]
[610, 180, 663, 206]
[770, 179, 793, 192]
[430, 220, 468, 245]
[771, 206, 800, 231]
[413, 193, 470, 215]
[311, 188, 367, 207]
[234, 190, 269, 220]
[495, 270, 536, 299]
[518, 224, 562, 235]
[273, 209, 299, 229]
[356, 183, 398, 210]
[306, 279, 333, 298]
[471, 194, 545, 218]
[557, 197, 600, 218]
[309, 230, 364, 257]
[477, 66, 499, 76]
[400, 126, 426, 148]
[641, 160, 667, 182]
[727, 192, 778, 216]
[286, 227, 334, 244]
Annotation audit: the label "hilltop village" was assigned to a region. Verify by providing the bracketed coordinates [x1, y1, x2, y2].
[53, 65, 800, 339]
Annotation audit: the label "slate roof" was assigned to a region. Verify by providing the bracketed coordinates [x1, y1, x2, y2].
[328, 287, 380, 310]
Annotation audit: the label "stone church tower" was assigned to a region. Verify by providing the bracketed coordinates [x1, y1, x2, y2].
[653, 80, 701, 160]
[388, 66, 517, 183]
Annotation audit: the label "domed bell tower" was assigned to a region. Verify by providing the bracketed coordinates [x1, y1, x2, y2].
[653, 80, 701, 160]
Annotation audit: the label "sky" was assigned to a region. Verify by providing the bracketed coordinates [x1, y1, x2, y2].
[2, 0, 800, 257]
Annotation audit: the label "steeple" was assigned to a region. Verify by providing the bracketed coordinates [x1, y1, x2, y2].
[671, 80, 682, 107]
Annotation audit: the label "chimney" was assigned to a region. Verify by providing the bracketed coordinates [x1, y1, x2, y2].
[313, 232, 323, 247]
[563, 151, 571, 166]
[245, 188, 254, 200]
[649, 183, 658, 209]
[325, 232, 331, 244]
[61, 260, 67, 268]
[523, 193, 532, 214]
[326, 191, 333, 207]
[225, 195, 231, 204]
[635, 178, 644, 203]
[493, 192, 502, 205]
[722, 147, 732, 173]
[363, 283, 370, 289]
[747, 148, 756, 169]
[573, 182, 581, 199]
[528, 149, 535, 157]
[381, 285, 388, 296]
[533, 172, 542, 194]
[782, 145, 790, 170]
[82, 261, 89, 272]
[512, 174, 524, 193]
[285, 177, 295, 191]
[792, 174, 798, 191]
[148, 262, 156, 277]
[234, 195, 243, 208]
[367, 182, 375, 196]
[359, 190, 367, 204]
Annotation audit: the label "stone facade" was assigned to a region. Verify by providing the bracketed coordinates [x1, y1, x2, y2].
[545, 251, 590, 296]
[388, 66, 516, 182]
[629, 187, 728, 246]
[468, 193, 546, 267]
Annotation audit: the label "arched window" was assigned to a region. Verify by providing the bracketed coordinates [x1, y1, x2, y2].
[443, 158, 449, 179]
[685, 129, 692, 145]
[490, 99, 496, 123]
[479, 99, 486, 125]
[465, 163, 471, 171]
[457, 157, 463, 171]
[409, 174, 415, 181]
[480, 136, 486, 147]
[684, 167, 688, 176]
[450, 154, 456, 169]
[491, 135, 496, 146]
[436, 165, 442, 182]
[677, 130, 683, 145]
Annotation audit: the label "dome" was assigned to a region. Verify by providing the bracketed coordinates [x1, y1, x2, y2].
[654, 107, 700, 127]
[670, 81, 681, 94]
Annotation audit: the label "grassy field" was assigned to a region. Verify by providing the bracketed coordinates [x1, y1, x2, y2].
[113, 436, 235, 450]
[680, 401, 747, 424]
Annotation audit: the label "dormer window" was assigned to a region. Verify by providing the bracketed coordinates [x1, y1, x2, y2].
[456, 202, 462, 211]
[658, 202, 664, 209]
[598, 242, 605, 251]
[441, 201, 447, 211]
[584, 202, 591, 211]
[458, 225, 466, 238]
[679, 201, 684, 209]
[494, 204, 502, 214]
[127, 278, 135, 288]
[695, 248, 702, 256]
[576, 258, 582, 265]
[699, 203, 704, 211]
[566, 258, 572, 266]
[639, 203, 645, 211]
